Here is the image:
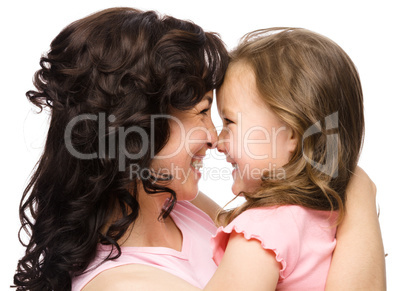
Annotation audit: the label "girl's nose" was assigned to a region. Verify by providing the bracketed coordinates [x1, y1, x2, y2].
[216, 129, 227, 153]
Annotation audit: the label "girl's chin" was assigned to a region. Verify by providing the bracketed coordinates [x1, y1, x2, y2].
[231, 182, 244, 196]
[232, 180, 259, 197]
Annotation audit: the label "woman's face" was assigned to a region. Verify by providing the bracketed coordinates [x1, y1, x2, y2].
[150, 92, 217, 201]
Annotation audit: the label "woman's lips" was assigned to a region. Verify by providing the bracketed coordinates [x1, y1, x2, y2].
[191, 159, 203, 170]
[190, 155, 205, 174]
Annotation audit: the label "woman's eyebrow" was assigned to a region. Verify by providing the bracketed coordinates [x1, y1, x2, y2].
[205, 96, 213, 106]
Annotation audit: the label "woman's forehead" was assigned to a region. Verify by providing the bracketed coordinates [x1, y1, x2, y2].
[202, 93, 213, 106]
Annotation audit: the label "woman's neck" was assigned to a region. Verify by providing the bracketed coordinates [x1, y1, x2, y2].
[117, 187, 183, 251]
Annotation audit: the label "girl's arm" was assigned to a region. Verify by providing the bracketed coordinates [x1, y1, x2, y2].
[84, 248, 278, 291]
[325, 166, 386, 290]
[205, 233, 280, 291]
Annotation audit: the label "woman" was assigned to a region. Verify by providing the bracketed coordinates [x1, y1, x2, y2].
[14, 7, 385, 291]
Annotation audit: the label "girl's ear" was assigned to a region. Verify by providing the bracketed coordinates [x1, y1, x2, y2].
[287, 128, 298, 154]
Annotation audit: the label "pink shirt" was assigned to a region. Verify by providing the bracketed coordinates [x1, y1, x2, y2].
[71, 201, 218, 290]
[211, 205, 337, 290]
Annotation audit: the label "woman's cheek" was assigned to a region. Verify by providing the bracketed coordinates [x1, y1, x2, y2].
[184, 128, 206, 154]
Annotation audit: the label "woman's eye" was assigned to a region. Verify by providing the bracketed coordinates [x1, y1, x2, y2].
[200, 108, 210, 115]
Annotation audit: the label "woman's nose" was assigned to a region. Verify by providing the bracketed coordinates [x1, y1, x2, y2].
[207, 123, 218, 149]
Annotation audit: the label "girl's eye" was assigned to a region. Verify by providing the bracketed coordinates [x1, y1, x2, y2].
[224, 118, 233, 124]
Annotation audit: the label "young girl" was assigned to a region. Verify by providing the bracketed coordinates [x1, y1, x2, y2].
[205, 27, 367, 290]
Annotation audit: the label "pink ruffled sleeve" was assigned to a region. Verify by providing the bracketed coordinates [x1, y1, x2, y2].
[211, 206, 301, 281]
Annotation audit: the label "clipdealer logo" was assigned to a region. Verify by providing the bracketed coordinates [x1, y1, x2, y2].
[63, 113, 199, 171]
[302, 112, 339, 178]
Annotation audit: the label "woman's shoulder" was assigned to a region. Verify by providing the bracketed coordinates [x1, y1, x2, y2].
[82, 264, 199, 291]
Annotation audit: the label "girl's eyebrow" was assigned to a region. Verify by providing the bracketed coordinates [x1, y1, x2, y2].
[220, 107, 236, 119]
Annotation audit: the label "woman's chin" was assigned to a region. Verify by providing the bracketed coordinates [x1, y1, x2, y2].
[179, 186, 199, 201]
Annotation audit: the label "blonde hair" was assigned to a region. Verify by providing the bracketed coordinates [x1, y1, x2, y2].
[220, 28, 364, 225]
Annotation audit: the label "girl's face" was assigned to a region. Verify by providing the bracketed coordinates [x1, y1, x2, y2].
[217, 63, 297, 195]
[150, 92, 217, 201]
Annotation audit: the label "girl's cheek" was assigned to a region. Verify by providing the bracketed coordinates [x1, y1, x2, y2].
[230, 126, 240, 154]
[229, 132, 239, 157]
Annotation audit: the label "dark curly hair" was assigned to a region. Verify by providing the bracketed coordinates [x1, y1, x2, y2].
[14, 7, 228, 290]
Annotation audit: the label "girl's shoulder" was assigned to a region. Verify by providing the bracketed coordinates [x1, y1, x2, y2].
[215, 206, 304, 249]
[212, 205, 337, 281]
[231, 205, 336, 229]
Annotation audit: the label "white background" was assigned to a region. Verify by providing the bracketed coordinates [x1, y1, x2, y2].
[1, 0, 401, 289]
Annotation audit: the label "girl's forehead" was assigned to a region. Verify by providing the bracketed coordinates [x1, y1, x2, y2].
[227, 63, 256, 91]
[218, 63, 262, 106]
